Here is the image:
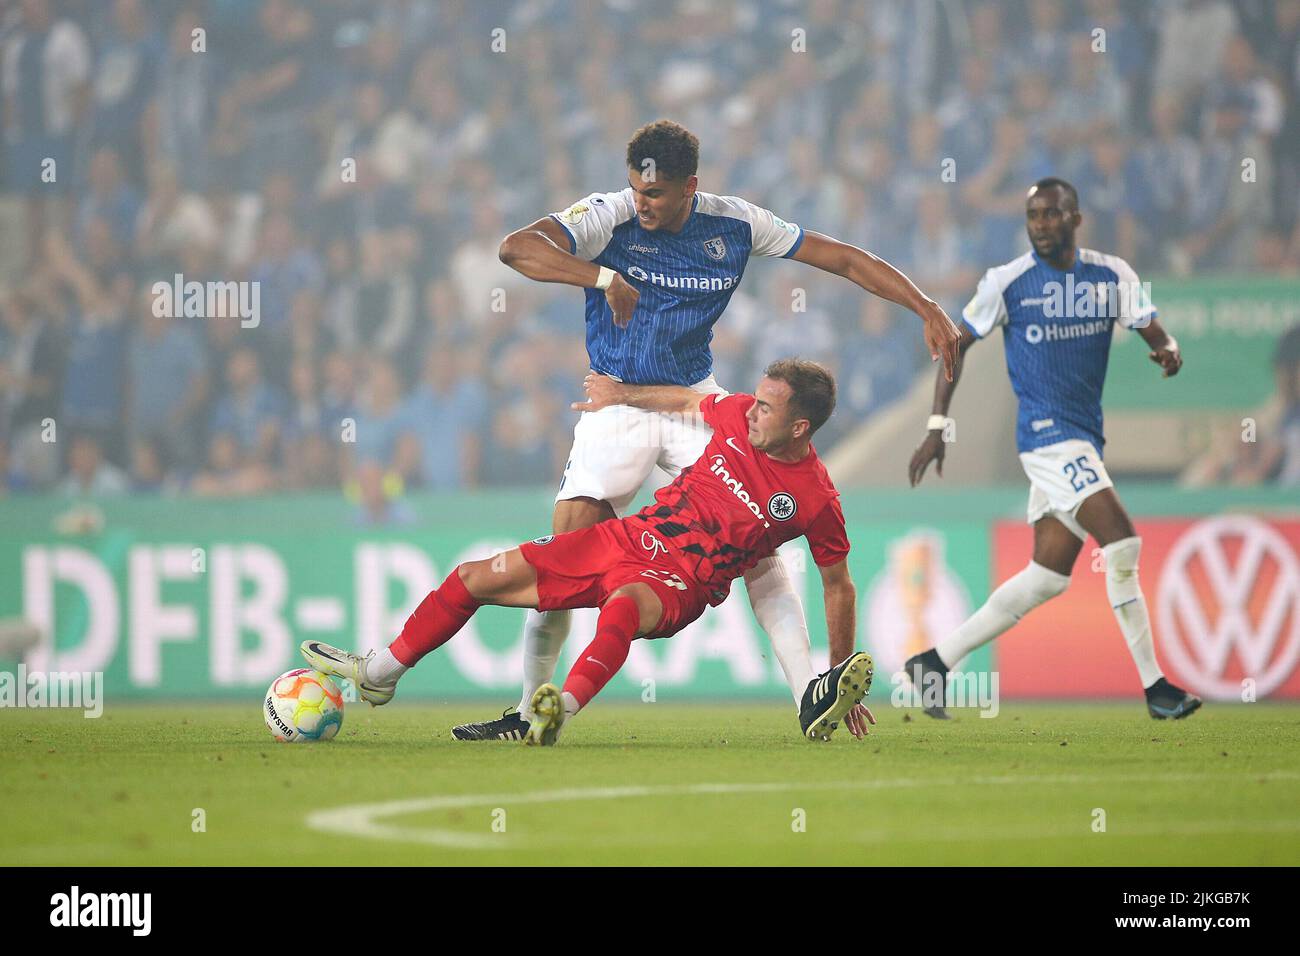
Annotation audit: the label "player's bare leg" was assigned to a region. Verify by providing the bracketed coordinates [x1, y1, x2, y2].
[303, 551, 539, 708]
[1075, 489, 1201, 719]
[454, 496, 618, 740]
[909, 517, 1079, 718]
[525, 582, 663, 746]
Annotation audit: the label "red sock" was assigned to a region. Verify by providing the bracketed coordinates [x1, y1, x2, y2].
[562, 595, 640, 710]
[390, 566, 481, 666]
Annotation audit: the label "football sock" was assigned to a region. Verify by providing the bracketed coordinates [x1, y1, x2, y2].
[517, 608, 572, 719]
[936, 561, 1070, 668]
[1102, 536, 1165, 688]
[561, 595, 640, 712]
[390, 566, 481, 667]
[368, 648, 408, 684]
[744, 553, 816, 704]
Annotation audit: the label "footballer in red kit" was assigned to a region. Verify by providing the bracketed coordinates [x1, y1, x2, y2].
[301, 359, 874, 745]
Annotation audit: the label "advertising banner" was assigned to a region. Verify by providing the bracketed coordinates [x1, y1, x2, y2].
[0, 495, 991, 701]
[994, 516, 1300, 700]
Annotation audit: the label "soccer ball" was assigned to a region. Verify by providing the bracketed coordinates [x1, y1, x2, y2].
[263, 668, 344, 742]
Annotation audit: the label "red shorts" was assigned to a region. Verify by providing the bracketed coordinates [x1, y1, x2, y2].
[518, 520, 710, 639]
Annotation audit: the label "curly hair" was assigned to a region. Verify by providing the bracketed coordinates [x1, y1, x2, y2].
[764, 359, 837, 434]
[626, 120, 699, 182]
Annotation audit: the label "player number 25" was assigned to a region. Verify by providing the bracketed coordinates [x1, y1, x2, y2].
[1062, 456, 1100, 493]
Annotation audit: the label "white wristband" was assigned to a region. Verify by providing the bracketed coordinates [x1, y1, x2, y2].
[594, 266, 616, 291]
[927, 414, 951, 432]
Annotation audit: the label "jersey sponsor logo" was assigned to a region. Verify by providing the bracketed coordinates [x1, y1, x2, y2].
[1023, 320, 1112, 344]
[625, 264, 738, 291]
[558, 202, 590, 225]
[772, 215, 798, 237]
[768, 492, 797, 521]
[1156, 515, 1300, 699]
[1031, 418, 1056, 432]
[703, 236, 727, 260]
[709, 454, 771, 528]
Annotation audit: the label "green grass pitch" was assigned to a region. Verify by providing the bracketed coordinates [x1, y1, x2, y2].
[3, 701, 1298, 866]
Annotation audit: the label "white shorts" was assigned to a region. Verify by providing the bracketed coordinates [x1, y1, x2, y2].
[556, 374, 728, 516]
[1018, 439, 1113, 541]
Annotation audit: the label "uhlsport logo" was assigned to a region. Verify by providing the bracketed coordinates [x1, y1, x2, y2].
[1156, 515, 1300, 699]
[709, 454, 770, 528]
[625, 265, 738, 290]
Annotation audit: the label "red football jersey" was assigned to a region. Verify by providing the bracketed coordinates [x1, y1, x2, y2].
[624, 393, 850, 605]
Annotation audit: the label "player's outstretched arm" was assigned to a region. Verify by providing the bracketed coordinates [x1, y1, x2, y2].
[570, 372, 706, 417]
[908, 322, 979, 487]
[498, 217, 640, 326]
[1136, 318, 1182, 378]
[791, 231, 962, 380]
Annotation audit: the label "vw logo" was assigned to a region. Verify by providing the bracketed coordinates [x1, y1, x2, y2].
[1156, 516, 1300, 699]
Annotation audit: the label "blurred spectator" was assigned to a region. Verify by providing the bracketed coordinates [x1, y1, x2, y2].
[1153, 0, 1239, 103]
[1183, 325, 1300, 486]
[1177, 90, 1270, 272]
[281, 356, 339, 490]
[156, 3, 215, 191]
[345, 354, 418, 484]
[208, 346, 285, 473]
[58, 430, 128, 496]
[1, 0, 92, 261]
[128, 291, 209, 475]
[86, 0, 163, 178]
[403, 346, 488, 490]
[0, 284, 65, 490]
[76, 145, 141, 249]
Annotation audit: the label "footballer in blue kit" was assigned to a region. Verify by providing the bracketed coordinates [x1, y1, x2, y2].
[450, 120, 961, 742]
[907, 177, 1201, 721]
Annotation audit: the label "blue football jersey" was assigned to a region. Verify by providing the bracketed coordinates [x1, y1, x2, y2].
[550, 189, 804, 385]
[962, 248, 1156, 454]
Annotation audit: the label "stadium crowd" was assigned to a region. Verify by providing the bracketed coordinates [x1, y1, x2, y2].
[1, 0, 1299, 503]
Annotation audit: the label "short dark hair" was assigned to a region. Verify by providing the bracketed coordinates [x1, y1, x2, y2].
[626, 120, 699, 182]
[1030, 176, 1079, 211]
[763, 359, 837, 435]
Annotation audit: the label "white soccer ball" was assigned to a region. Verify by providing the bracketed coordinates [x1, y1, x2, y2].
[263, 668, 344, 742]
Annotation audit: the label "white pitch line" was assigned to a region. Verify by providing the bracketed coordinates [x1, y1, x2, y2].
[305, 771, 1300, 850]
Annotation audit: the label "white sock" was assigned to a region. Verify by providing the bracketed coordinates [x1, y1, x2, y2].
[561, 690, 581, 718]
[936, 561, 1071, 667]
[369, 647, 408, 684]
[1102, 536, 1164, 688]
[517, 608, 572, 718]
[744, 553, 817, 704]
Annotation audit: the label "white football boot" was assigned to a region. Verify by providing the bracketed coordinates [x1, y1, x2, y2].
[299, 640, 398, 706]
